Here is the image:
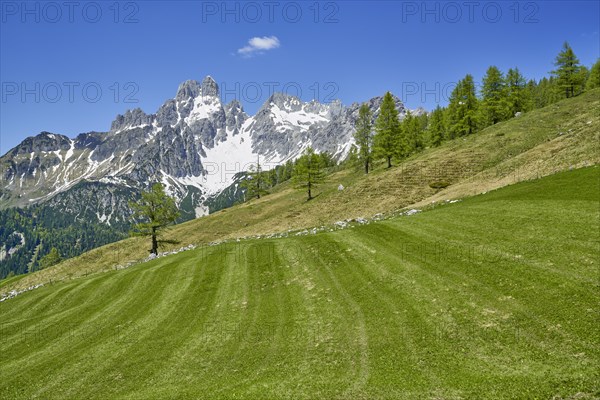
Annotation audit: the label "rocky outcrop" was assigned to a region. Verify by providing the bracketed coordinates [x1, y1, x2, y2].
[110, 108, 153, 132]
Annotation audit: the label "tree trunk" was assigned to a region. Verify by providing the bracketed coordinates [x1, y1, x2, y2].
[308, 181, 312, 200]
[365, 160, 369, 174]
[151, 227, 158, 255]
[387, 156, 392, 168]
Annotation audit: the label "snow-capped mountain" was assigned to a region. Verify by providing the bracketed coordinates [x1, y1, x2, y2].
[0, 75, 410, 221]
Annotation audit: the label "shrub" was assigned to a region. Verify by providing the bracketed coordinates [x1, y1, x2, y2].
[429, 181, 450, 190]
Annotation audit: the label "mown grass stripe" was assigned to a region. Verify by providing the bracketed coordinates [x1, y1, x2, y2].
[0, 167, 598, 399]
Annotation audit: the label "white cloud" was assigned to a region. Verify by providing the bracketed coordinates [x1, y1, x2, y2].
[237, 36, 280, 57]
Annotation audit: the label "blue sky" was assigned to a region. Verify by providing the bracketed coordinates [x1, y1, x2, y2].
[1, 0, 598, 153]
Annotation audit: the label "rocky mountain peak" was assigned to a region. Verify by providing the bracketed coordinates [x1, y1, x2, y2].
[361, 93, 407, 119]
[303, 99, 331, 115]
[225, 99, 243, 111]
[201, 76, 219, 98]
[224, 99, 248, 134]
[9, 132, 71, 156]
[111, 108, 153, 132]
[263, 92, 303, 112]
[410, 106, 428, 116]
[176, 80, 202, 101]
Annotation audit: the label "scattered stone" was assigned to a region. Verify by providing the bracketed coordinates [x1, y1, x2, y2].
[143, 244, 197, 263]
[338, 184, 345, 191]
[0, 284, 44, 302]
[404, 209, 421, 216]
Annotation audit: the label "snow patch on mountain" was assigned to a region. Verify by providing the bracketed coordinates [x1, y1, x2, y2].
[269, 103, 329, 132]
[186, 123, 258, 196]
[185, 95, 222, 126]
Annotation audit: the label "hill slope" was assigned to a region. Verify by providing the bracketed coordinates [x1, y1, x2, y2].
[2, 88, 598, 294]
[0, 77, 412, 278]
[0, 166, 598, 399]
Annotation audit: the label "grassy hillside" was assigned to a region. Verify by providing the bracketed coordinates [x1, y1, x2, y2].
[2, 89, 599, 294]
[0, 166, 598, 399]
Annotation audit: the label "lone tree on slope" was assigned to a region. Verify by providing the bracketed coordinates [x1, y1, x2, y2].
[241, 155, 268, 200]
[373, 92, 401, 168]
[552, 42, 584, 98]
[129, 183, 180, 255]
[293, 147, 325, 201]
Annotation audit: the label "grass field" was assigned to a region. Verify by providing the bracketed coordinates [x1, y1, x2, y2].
[1, 166, 598, 399]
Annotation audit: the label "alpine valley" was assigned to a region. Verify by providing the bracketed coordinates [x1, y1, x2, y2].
[0, 75, 416, 277]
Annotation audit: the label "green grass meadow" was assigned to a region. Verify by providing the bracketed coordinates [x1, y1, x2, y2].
[1, 166, 598, 399]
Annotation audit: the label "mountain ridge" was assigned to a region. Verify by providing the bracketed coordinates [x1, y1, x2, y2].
[1, 75, 411, 215]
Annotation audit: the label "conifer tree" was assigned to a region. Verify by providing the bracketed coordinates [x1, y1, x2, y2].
[241, 155, 268, 200]
[373, 92, 401, 168]
[129, 183, 180, 255]
[401, 112, 423, 156]
[447, 74, 479, 137]
[532, 76, 561, 108]
[427, 106, 445, 147]
[480, 66, 506, 126]
[552, 42, 584, 98]
[293, 147, 325, 200]
[417, 113, 429, 132]
[354, 103, 374, 174]
[505, 67, 532, 117]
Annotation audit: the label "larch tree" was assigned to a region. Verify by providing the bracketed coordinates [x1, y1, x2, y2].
[505, 67, 532, 117]
[480, 66, 506, 126]
[552, 42, 584, 98]
[447, 74, 479, 138]
[129, 183, 180, 255]
[400, 112, 423, 157]
[427, 106, 446, 147]
[293, 147, 325, 201]
[374, 92, 401, 168]
[241, 155, 268, 200]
